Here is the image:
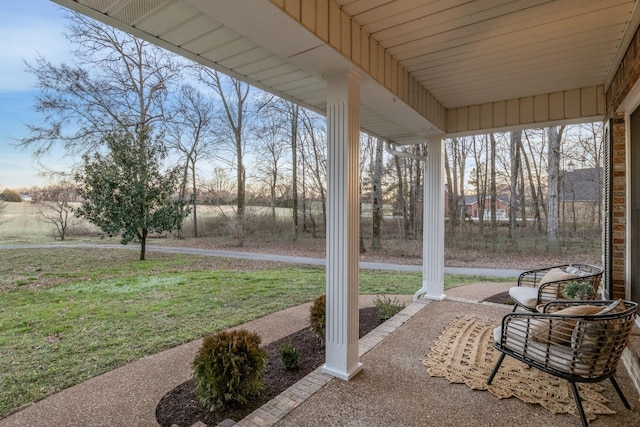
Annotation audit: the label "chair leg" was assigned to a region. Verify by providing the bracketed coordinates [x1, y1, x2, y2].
[610, 377, 631, 409]
[569, 382, 589, 427]
[487, 353, 506, 385]
[511, 303, 518, 312]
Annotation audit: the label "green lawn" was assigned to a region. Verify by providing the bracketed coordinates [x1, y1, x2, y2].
[0, 247, 513, 418]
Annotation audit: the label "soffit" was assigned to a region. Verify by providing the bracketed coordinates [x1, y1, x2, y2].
[53, 0, 640, 140]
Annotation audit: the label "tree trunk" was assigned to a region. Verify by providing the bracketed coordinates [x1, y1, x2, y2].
[191, 167, 198, 237]
[508, 131, 521, 238]
[371, 137, 384, 249]
[490, 133, 497, 230]
[290, 104, 299, 241]
[140, 228, 148, 261]
[393, 155, 407, 240]
[457, 139, 467, 228]
[518, 148, 527, 227]
[359, 201, 366, 253]
[444, 145, 458, 233]
[520, 133, 542, 233]
[270, 168, 277, 222]
[547, 126, 561, 250]
[472, 135, 486, 235]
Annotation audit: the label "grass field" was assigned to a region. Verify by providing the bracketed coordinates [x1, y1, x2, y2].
[0, 201, 521, 418]
[0, 201, 295, 243]
[0, 245, 513, 418]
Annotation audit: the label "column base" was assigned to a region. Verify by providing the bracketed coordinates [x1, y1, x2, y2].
[321, 362, 363, 381]
[414, 288, 447, 301]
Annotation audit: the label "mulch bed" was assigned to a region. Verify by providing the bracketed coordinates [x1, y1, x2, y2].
[482, 291, 514, 305]
[156, 307, 383, 427]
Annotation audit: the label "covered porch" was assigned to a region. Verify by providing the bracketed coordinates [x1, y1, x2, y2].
[54, 0, 640, 393]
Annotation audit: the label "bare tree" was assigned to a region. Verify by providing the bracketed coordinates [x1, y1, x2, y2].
[199, 69, 252, 246]
[289, 103, 300, 241]
[205, 166, 236, 205]
[445, 137, 472, 233]
[392, 154, 408, 239]
[36, 181, 79, 241]
[471, 135, 488, 235]
[21, 11, 184, 158]
[253, 110, 288, 222]
[444, 144, 458, 232]
[299, 108, 327, 230]
[489, 133, 498, 230]
[522, 131, 544, 232]
[258, 97, 301, 239]
[508, 131, 522, 238]
[167, 85, 216, 238]
[360, 135, 379, 253]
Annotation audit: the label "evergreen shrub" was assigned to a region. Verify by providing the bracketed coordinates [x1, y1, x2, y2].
[193, 329, 267, 411]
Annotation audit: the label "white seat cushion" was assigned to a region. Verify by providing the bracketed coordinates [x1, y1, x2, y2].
[494, 319, 591, 375]
[509, 286, 539, 309]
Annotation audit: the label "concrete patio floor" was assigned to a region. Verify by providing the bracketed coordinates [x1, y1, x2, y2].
[274, 297, 640, 427]
[2, 282, 638, 427]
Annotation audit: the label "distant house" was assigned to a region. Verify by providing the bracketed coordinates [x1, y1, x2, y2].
[463, 195, 510, 221]
[20, 194, 32, 202]
[444, 187, 509, 221]
[559, 167, 601, 224]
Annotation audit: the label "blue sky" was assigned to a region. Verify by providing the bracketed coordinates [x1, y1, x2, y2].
[0, 0, 70, 190]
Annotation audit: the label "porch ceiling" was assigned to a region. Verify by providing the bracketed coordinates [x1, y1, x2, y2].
[54, 0, 640, 141]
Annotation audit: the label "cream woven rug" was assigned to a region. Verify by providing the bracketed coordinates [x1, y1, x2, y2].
[422, 315, 616, 422]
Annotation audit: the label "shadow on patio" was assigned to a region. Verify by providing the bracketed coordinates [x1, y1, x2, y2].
[248, 284, 640, 427]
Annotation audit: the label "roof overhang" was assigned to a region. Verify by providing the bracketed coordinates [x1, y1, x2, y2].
[52, 0, 640, 141]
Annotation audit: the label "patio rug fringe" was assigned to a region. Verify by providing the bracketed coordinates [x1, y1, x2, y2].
[422, 315, 616, 422]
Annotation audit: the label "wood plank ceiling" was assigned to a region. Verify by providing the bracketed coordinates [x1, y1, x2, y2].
[54, 0, 639, 141]
[342, 0, 636, 108]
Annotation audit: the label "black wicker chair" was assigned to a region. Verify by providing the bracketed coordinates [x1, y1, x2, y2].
[487, 300, 638, 427]
[509, 264, 603, 312]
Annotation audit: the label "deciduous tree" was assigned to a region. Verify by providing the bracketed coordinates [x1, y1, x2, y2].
[21, 12, 184, 158]
[199, 69, 252, 246]
[167, 85, 216, 237]
[37, 181, 78, 241]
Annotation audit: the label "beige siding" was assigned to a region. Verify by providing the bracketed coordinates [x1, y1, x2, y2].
[446, 85, 605, 135]
[270, 0, 447, 131]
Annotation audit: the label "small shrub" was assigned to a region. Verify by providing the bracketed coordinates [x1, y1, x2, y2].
[277, 342, 300, 370]
[309, 294, 326, 347]
[193, 329, 267, 411]
[373, 295, 406, 320]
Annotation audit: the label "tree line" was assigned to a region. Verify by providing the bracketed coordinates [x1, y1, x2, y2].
[13, 12, 603, 257]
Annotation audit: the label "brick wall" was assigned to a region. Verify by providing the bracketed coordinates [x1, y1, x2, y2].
[611, 116, 626, 299]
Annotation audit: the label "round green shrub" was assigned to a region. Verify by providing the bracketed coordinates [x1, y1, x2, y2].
[193, 328, 267, 411]
[309, 294, 326, 347]
[277, 342, 300, 371]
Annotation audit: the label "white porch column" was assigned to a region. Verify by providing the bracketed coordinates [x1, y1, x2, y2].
[414, 136, 446, 301]
[322, 70, 363, 380]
